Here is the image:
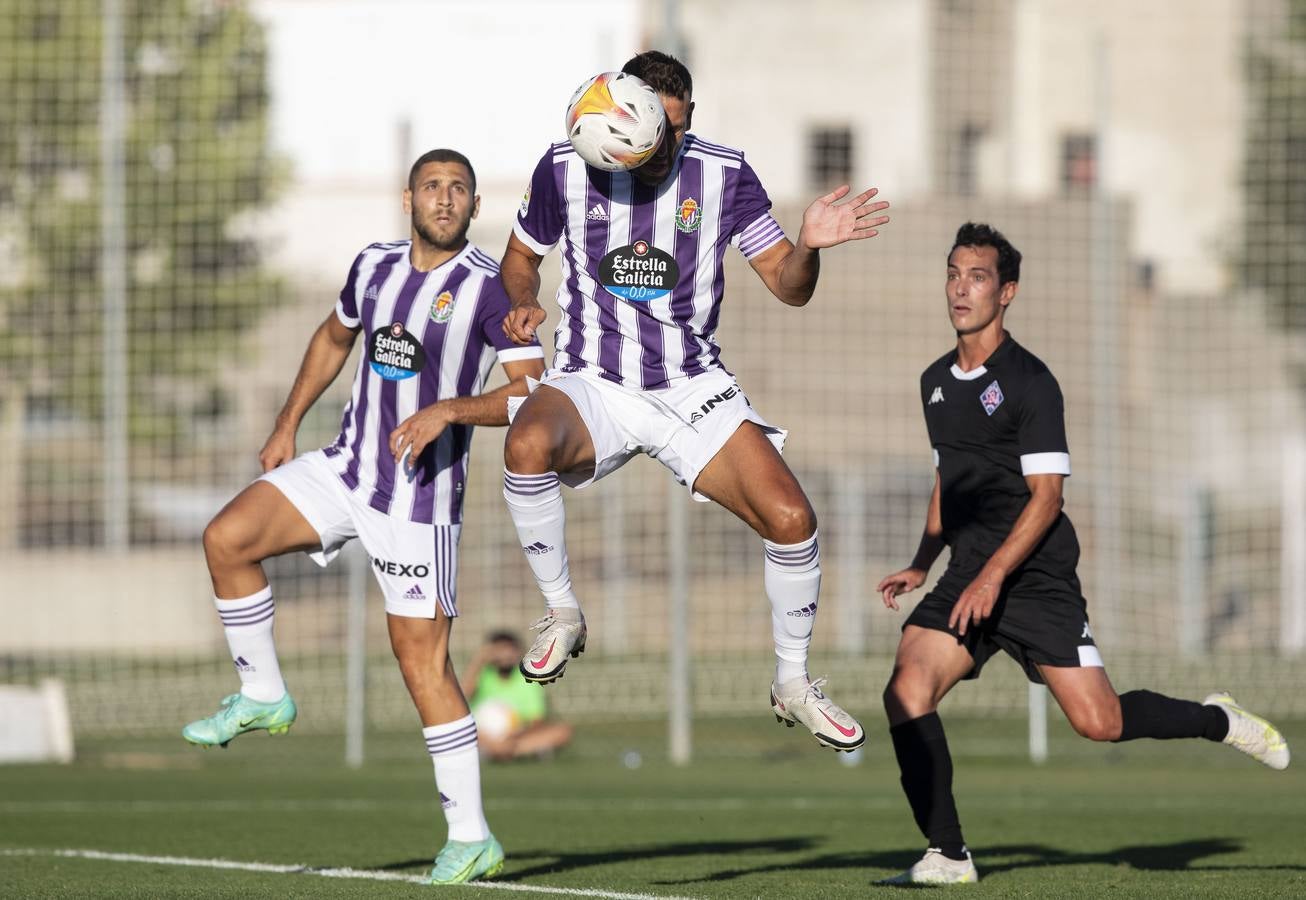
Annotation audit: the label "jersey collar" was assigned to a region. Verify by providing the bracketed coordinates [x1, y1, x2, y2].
[949, 331, 1015, 381]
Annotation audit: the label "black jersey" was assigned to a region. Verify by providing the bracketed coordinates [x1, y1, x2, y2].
[920, 334, 1080, 576]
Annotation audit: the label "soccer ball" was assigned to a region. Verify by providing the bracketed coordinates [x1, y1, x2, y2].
[472, 699, 520, 741]
[565, 71, 666, 172]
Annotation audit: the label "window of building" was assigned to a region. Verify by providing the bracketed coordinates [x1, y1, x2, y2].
[1061, 133, 1097, 193]
[808, 126, 854, 189]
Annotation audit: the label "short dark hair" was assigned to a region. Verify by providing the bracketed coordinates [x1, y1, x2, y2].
[950, 222, 1021, 285]
[621, 50, 692, 99]
[486, 630, 522, 648]
[408, 148, 476, 194]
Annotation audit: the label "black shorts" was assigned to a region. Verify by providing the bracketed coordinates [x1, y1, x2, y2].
[903, 552, 1103, 684]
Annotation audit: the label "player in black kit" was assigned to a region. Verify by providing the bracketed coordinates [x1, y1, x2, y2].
[874, 222, 1290, 885]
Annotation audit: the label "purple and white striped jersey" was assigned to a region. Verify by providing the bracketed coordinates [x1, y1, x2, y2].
[322, 240, 543, 525]
[513, 134, 787, 389]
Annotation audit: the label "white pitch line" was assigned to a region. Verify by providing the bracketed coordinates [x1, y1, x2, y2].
[0, 848, 700, 900]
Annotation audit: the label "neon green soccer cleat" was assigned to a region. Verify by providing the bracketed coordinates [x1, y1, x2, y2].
[1204, 692, 1290, 770]
[428, 835, 504, 884]
[181, 691, 297, 748]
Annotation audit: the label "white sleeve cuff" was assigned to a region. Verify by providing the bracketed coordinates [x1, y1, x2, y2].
[734, 213, 786, 260]
[1021, 452, 1071, 476]
[497, 346, 545, 363]
[513, 220, 558, 257]
[334, 301, 360, 329]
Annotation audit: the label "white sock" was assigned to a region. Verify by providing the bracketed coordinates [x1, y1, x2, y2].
[764, 532, 821, 685]
[215, 586, 287, 703]
[503, 470, 581, 612]
[424, 715, 490, 842]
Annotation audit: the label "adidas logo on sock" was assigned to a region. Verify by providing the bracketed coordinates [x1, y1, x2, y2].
[786, 602, 818, 618]
[523, 541, 553, 555]
[585, 203, 609, 221]
[439, 791, 456, 810]
[233, 656, 255, 672]
[404, 584, 425, 600]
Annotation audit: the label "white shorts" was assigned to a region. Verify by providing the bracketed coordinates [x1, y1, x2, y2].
[507, 367, 786, 502]
[257, 450, 460, 618]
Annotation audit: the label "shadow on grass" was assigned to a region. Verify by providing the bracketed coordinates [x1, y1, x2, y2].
[642, 837, 1306, 886]
[374, 836, 820, 879]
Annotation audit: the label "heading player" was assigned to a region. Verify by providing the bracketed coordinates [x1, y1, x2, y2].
[498, 50, 890, 751]
[183, 149, 545, 885]
[876, 222, 1290, 885]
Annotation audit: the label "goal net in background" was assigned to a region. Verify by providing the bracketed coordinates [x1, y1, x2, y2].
[2, 0, 1304, 756]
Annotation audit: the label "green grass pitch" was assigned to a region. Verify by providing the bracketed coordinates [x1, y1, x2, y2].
[2, 717, 1302, 898]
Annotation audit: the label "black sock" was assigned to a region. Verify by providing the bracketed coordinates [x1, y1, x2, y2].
[1115, 689, 1228, 742]
[889, 712, 967, 860]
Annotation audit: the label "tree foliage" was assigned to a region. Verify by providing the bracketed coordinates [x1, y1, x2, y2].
[0, 0, 285, 439]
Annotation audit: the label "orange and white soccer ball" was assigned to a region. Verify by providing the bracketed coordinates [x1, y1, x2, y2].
[565, 71, 666, 172]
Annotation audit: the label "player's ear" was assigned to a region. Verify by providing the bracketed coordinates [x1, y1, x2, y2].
[472, 194, 480, 220]
[402, 188, 413, 215]
[999, 279, 1018, 307]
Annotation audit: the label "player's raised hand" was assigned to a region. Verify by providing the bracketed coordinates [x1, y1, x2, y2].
[877, 567, 926, 612]
[949, 569, 1003, 636]
[503, 300, 547, 345]
[258, 427, 296, 473]
[390, 404, 451, 467]
[800, 185, 891, 250]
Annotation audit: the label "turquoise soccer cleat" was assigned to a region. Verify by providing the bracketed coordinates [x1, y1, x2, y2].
[181, 691, 297, 748]
[428, 835, 505, 884]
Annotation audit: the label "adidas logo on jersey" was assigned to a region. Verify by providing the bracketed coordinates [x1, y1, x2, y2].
[585, 203, 609, 222]
[928, 387, 945, 405]
[364, 284, 379, 301]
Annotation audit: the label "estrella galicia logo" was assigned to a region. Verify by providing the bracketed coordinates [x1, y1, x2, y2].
[980, 379, 1004, 415]
[599, 240, 679, 303]
[368, 322, 425, 381]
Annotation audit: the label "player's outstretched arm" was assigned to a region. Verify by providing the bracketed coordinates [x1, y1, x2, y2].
[388, 357, 546, 465]
[878, 472, 945, 610]
[500, 233, 548, 344]
[260, 313, 359, 472]
[750, 186, 891, 306]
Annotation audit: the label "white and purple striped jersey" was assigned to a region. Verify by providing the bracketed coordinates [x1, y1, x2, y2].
[322, 240, 543, 525]
[513, 135, 787, 389]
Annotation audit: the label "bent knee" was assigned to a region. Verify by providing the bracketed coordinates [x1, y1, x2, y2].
[1068, 711, 1122, 742]
[883, 669, 939, 721]
[203, 514, 256, 567]
[759, 499, 817, 545]
[504, 420, 556, 473]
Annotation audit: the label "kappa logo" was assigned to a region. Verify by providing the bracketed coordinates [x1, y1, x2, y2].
[1081, 621, 1094, 640]
[233, 656, 255, 673]
[523, 541, 553, 555]
[586, 203, 609, 222]
[928, 386, 945, 405]
[688, 386, 739, 423]
[980, 380, 1004, 415]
